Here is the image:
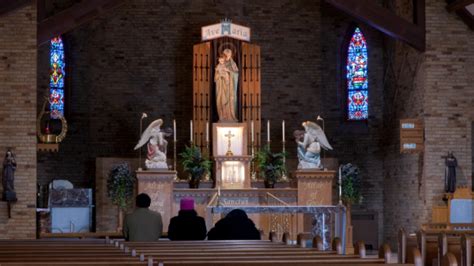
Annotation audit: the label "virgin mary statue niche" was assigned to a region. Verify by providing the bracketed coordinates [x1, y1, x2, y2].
[214, 48, 238, 122]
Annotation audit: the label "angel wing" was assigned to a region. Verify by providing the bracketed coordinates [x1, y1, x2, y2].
[304, 121, 333, 151]
[134, 119, 163, 150]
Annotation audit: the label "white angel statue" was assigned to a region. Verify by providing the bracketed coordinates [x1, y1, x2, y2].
[134, 119, 169, 169]
[294, 121, 333, 169]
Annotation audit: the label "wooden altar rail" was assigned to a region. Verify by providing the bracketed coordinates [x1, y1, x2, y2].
[398, 228, 474, 266]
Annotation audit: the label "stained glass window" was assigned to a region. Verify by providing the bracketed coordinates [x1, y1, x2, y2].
[50, 36, 65, 119]
[346, 27, 368, 120]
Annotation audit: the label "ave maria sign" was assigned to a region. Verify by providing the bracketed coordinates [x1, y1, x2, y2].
[201, 20, 251, 42]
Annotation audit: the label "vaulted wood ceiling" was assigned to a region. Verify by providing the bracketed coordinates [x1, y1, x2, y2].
[446, 0, 474, 30]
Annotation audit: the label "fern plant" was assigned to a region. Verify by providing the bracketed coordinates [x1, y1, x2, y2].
[254, 146, 287, 187]
[107, 163, 135, 210]
[180, 145, 212, 182]
[340, 163, 362, 205]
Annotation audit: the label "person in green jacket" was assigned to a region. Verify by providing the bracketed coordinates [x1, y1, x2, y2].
[123, 193, 163, 241]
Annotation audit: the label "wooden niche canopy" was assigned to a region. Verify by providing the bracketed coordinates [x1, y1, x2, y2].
[193, 21, 262, 151]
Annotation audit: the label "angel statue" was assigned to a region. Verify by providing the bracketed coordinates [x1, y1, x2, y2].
[294, 121, 333, 169]
[134, 119, 170, 169]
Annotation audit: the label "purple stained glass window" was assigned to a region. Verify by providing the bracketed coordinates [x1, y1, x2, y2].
[346, 27, 368, 120]
[50, 36, 65, 119]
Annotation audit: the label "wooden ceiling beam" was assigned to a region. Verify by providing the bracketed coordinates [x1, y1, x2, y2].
[446, 0, 474, 12]
[0, 0, 32, 16]
[37, 0, 127, 46]
[325, 0, 425, 51]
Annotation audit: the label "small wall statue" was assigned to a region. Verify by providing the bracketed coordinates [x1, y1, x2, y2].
[134, 119, 171, 169]
[444, 152, 457, 193]
[2, 149, 17, 202]
[294, 121, 333, 169]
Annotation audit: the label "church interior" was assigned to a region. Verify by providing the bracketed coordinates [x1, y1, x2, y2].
[0, 0, 473, 265]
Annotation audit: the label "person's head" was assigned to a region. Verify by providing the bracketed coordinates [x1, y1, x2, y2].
[135, 193, 151, 208]
[218, 56, 225, 65]
[226, 209, 248, 220]
[223, 49, 232, 59]
[180, 197, 195, 211]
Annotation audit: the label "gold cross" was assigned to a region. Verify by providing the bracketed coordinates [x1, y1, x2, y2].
[225, 130, 235, 156]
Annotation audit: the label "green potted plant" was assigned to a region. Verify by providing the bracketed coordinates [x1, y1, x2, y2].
[107, 163, 135, 231]
[180, 145, 212, 188]
[254, 146, 287, 188]
[340, 163, 362, 205]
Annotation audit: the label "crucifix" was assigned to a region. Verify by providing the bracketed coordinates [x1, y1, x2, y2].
[225, 130, 235, 156]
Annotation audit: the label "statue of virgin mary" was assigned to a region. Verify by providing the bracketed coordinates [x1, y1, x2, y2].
[214, 49, 238, 122]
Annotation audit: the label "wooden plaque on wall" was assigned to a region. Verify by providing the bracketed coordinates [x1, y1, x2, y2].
[400, 119, 424, 153]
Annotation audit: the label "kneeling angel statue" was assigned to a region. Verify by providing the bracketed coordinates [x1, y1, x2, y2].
[294, 121, 333, 169]
[134, 119, 170, 169]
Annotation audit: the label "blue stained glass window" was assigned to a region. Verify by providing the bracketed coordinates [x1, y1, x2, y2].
[50, 36, 65, 119]
[346, 27, 368, 120]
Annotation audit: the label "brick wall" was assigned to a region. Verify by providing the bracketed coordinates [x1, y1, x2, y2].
[0, 3, 37, 239]
[320, 2, 385, 246]
[36, 0, 390, 240]
[383, 0, 474, 246]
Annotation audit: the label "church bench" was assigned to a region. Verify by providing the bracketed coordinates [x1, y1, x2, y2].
[438, 234, 473, 266]
[159, 258, 394, 265]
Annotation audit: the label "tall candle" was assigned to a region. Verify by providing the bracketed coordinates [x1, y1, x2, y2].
[218, 186, 221, 197]
[206, 121, 209, 142]
[282, 120, 285, 142]
[173, 119, 177, 142]
[338, 166, 342, 202]
[190, 120, 193, 143]
[267, 120, 270, 142]
[251, 121, 254, 142]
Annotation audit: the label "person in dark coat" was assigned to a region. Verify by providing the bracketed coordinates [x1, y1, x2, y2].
[168, 197, 206, 240]
[207, 209, 261, 240]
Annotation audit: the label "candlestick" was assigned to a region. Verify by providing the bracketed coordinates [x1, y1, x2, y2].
[218, 186, 221, 196]
[138, 113, 148, 171]
[251, 120, 254, 142]
[282, 120, 285, 142]
[267, 120, 270, 143]
[173, 137, 177, 177]
[206, 121, 209, 142]
[173, 119, 177, 142]
[190, 120, 193, 143]
[338, 165, 343, 205]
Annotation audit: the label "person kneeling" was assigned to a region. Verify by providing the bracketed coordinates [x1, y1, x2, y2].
[168, 197, 206, 240]
[123, 193, 163, 241]
[207, 209, 260, 240]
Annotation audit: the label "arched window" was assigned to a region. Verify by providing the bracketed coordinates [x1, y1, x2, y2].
[49, 36, 65, 119]
[346, 27, 368, 120]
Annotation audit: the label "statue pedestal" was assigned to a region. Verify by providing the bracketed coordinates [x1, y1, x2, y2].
[293, 170, 335, 234]
[136, 170, 176, 230]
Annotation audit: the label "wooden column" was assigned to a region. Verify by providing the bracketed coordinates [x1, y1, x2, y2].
[241, 42, 261, 149]
[192, 42, 211, 151]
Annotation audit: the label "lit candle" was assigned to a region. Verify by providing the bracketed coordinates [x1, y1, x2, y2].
[251, 121, 254, 142]
[206, 121, 209, 142]
[190, 120, 193, 143]
[218, 186, 221, 197]
[267, 120, 270, 142]
[282, 120, 285, 142]
[173, 119, 177, 142]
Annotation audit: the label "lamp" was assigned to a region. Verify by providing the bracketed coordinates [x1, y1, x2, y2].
[138, 113, 148, 170]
